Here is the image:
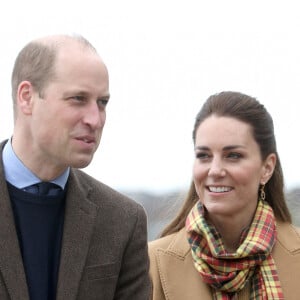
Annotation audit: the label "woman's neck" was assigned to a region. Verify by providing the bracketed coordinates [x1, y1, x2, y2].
[208, 214, 253, 253]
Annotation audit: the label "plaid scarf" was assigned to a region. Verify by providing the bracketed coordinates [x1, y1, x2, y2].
[185, 200, 284, 299]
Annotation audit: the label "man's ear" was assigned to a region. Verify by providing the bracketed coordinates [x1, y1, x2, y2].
[17, 81, 35, 115]
[261, 153, 276, 184]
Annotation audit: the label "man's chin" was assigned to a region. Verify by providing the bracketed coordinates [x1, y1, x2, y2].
[70, 156, 94, 169]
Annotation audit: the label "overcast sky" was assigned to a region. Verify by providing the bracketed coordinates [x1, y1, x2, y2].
[1, 0, 300, 193]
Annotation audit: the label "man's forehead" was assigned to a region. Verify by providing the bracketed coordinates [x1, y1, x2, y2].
[36, 34, 77, 46]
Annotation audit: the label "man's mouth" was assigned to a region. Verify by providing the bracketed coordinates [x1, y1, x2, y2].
[76, 136, 95, 144]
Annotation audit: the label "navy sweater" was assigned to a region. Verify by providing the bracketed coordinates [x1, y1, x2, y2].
[7, 182, 66, 300]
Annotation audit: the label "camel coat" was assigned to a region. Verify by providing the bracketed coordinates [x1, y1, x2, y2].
[149, 221, 300, 300]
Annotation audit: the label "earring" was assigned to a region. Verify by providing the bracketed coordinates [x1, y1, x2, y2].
[260, 184, 266, 201]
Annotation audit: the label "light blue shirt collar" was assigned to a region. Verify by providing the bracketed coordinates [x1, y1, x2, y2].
[2, 139, 69, 189]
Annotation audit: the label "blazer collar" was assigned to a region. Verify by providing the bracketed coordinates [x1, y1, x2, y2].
[56, 169, 99, 300]
[0, 140, 30, 299]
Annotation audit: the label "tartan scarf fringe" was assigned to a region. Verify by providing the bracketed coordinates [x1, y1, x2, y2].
[185, 200, 284, 299]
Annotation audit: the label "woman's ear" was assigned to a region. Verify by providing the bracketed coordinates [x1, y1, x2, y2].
[261, 153, 276, 184]
[17, 81, 34, 115]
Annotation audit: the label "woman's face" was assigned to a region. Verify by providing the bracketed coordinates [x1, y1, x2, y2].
[193, 115, 275, 223]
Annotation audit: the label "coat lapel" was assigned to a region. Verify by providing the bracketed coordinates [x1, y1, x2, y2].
[56, 170, 98, 300]
[156, 229, 211, 300]
[0, 144, 30, 300]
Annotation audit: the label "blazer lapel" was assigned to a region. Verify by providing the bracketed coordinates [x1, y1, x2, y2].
[56, 171, 98, 300]
[156, 229, 211, 300]
[0, 145, 30, 300]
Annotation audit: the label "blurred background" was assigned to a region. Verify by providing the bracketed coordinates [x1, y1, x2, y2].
[1, 0, 299, 239]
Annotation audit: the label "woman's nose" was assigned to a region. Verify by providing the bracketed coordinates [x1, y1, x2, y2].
[208, 158, 226, 177]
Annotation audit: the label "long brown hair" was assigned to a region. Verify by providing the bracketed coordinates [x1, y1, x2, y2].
[161, 91, 291, 237]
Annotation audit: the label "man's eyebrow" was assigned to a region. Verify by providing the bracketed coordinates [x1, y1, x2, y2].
[64, 90, 110, 99]
[100, 93, 110, 100]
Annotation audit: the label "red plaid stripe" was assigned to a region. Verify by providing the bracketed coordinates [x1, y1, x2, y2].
[186, 200, 284, 299]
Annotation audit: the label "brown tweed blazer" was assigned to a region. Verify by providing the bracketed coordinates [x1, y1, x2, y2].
[149, 221, 300, 300]
[0, 141, 150, 299]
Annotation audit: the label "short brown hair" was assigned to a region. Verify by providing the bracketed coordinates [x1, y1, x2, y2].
[11, 34, 97, 116]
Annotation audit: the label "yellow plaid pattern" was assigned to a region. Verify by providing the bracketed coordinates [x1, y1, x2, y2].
[186, 200, 284, 299]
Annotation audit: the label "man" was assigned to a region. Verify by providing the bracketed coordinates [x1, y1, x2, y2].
[0, 34, 150, 299]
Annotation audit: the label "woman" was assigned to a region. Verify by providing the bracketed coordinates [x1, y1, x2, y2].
[149, 91, 300, 299]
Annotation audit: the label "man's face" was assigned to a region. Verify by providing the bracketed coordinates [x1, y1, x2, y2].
[27, 45, 109, 177]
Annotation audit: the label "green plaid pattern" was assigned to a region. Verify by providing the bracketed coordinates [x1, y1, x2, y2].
[186, 200, 284, 299]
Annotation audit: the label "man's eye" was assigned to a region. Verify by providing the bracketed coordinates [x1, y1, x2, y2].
[72, 96, 85, 101]
[97, 99, 109, 107]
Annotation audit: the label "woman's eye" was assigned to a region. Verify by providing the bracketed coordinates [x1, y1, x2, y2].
[196, 152, 210, 160]
[227, 152, 242, 159]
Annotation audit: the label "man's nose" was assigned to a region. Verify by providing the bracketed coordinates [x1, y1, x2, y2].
[83, 102, 106, 129]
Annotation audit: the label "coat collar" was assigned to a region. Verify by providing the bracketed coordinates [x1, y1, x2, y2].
[275, 221, 300, 253]
[155, 228, 212, 300]
[153, 221, 300, 300]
